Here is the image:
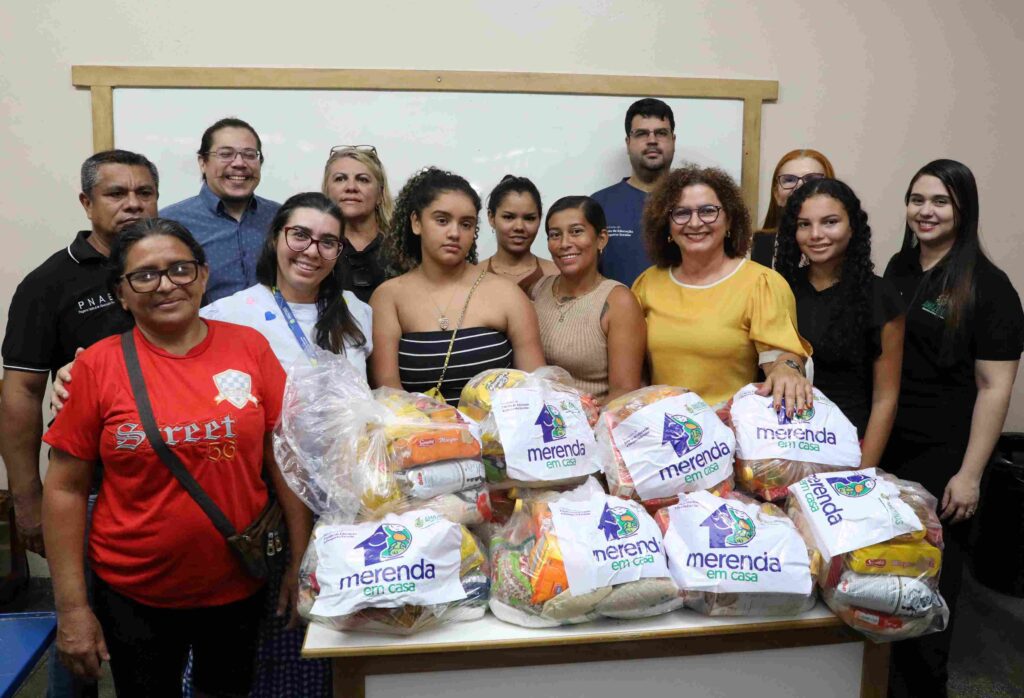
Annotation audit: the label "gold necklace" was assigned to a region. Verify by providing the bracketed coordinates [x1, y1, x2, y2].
[427, 280, 462, 331]
[491, 256, 535, 277]
[552, 276, 597, 323]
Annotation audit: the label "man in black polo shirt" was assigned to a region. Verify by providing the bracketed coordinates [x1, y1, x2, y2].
[1, 149, 158, 556]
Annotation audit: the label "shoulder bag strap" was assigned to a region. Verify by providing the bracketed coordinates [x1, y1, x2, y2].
[120, 331, 239, 540]
[430, 268, 489, 394]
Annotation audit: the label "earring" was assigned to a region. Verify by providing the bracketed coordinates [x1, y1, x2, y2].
[726, 230, 732, 238]
[666, 235, 672, 243]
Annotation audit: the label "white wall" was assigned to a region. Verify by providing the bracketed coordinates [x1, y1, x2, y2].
[2, 0, 1022, 438]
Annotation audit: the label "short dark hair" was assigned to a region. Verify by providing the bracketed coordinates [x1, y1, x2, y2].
[198, 117, 265, 180]
[487, 175, 542, 217]
[642, 165, 751, 267]
[81, 150, 159, 197]
[107, 218, 206, 295]
[545, 196, 607, 234]
[625, 98, 675, 135]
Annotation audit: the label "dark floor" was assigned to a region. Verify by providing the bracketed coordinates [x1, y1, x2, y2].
[4, 563, 1022, 697]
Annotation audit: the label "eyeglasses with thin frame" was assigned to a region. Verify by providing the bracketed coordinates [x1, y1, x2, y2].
[283, 226, 342, 260]
[206, 147, 262, 163]
[629, 128, 672, 140]
[776, 172, 826, 190]
[330, 145, 379, 160]
[670, 205, 723, 226]
[122, 260, 201, 293]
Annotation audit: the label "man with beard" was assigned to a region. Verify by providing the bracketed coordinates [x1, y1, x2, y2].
[592, 99, 676, 286]
[161, 117, 280, 304]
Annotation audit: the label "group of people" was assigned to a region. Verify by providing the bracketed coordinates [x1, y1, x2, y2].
[0, 97, 1019, 698]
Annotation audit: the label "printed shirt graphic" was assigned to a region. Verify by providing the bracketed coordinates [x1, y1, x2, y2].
[663, 491, 812, 595]
[310, 510, 466, 618]
[491, 386, 598, 481]
[730, 383, 861, 467]
[42, 322, 285, 608]
[787, 468, 923, 558]
[548, 494, 670, 595]
[611, 392, 734, 500]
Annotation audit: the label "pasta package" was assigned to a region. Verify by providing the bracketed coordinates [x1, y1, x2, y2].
[298, 509, 488, 635]
[595, 386, 735, 504]
[727, 384, 862, 501]
[656, 490, 816, 616]
[786, 468, 949, 641]
[459, 367, 600, 488]
[375, 388, 481, 469]
[488, 478, 682, 627]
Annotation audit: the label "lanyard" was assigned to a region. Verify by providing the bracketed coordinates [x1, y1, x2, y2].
[271, 286, 319, 366]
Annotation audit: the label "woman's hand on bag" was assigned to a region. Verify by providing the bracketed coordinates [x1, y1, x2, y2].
[50, 348, 82, 414]
[759, 359, 813, 417]
[277, 559, 303, 630]
[56, 606, 109, 680]
[941, 471, 981, 524]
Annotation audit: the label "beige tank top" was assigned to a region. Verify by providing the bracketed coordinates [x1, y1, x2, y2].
[531, 276, 623, 401]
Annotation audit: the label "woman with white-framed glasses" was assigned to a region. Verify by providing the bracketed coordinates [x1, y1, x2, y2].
[633, 165, 813, 413]
[321, 145, 396, 303]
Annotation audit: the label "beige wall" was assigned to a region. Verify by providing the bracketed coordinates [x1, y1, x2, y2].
[1, 0, 1022, 439]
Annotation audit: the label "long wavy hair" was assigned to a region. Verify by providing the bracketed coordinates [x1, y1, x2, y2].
[321, 148, 395, 234]
[760, 149, 836, 232]
[775, 178, 874, 361]
[385, 167, 481, 275]
[255, 192, 366, 354]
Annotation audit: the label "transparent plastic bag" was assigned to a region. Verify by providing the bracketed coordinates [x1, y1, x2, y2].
[786, 468, 949, 641]
[459, 366, 601, 489]
[594, 386, 735, 509]
[725, 383, 862, 501]
[488, 478, 682, 627]
[297, 509, 489, 635]
[654, 490, 816, 616]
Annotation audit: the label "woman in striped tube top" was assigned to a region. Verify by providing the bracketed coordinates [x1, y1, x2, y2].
[370, 167, 545, 405]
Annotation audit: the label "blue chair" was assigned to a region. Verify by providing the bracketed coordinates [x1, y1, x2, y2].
[0, 611, 56, 698]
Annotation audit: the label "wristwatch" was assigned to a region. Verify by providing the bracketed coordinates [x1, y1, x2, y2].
[783, 358, 805, 376]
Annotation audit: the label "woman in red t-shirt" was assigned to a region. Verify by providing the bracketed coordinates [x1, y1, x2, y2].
[41, 219, 312, 697]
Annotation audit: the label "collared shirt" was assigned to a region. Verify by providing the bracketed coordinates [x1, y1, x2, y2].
[160, 183, 280, 304]
[2, 230, 133, 377]
[592, 178, 651, 287]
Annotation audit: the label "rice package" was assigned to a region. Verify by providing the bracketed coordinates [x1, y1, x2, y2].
[595, 386, 735, 509]
[728, 384, 861, 501]
[489, 478, 682, 627]
[459, 367, 600, 488]
[656, 490, 816, 616]
[786, 468, 949, 641]
[297, 509, 488, 635]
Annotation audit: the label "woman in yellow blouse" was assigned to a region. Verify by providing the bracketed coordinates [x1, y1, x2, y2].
[633, 165, 813, 413]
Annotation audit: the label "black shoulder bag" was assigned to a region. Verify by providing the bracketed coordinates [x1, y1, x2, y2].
[120, 331, 283, 580]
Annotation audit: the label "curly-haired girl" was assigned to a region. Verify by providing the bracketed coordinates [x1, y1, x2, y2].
[775, 178, 904, 467]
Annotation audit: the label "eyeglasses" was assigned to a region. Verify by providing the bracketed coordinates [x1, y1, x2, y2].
[330, 145, 379, 160]
[629, 128, 672, 140]
[776, 173, 826, 190]
[284, 226, 342, 260]
[122, 261, 201, 293]
[670, 205, 723, 226]
[206, 148, 262, 163]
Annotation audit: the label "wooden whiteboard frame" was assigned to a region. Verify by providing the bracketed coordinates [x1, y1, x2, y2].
[72, 66, 778, 214]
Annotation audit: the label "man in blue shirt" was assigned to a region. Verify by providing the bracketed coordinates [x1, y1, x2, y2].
[161, 117, 280, 303]
[592, 98, 676, 287]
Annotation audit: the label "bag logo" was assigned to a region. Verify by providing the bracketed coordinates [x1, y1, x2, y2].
[535, 403, 567, 443]
[826, 473, 876, 498]
[662, 413, 703, 456]
[598, 502, 640, 541]
[212, 369, 258, 409]
[701, 503, 756, 548]
[776, 400, 815, 425]
[355, 524, 412, 565]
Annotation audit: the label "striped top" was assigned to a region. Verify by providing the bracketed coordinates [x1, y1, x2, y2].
[398, 327, 513, 406]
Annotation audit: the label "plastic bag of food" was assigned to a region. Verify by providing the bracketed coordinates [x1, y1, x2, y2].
[786, 468, 948, 641]
[459, 367, 600, 488]
[595, 386, 735, 509]
[297, 509, 489, 635]
[655, 490, 816, 616]
[727, 384, 861, 501]
[488, 478, 682, 627]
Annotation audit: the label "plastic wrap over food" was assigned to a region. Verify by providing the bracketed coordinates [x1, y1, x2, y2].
[727, 383, 862, 501]
[488, 478, 682, 627]
[274, 351, 386, 517]
[655, 490, 815, 616]
[594, 386, 735, 505]
[297, 509, 488, 635]
[786, 468, 949, 641]
[459, 367, 601, 488]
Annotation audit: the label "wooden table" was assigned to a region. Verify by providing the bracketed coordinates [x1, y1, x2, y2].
[303, 603, 889, 698]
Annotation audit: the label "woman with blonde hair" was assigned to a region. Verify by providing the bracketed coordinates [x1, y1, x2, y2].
[321, 145, 396, 302]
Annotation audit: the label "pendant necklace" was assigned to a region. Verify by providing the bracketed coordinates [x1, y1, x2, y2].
[429, 283, 461, 331]
[553, 277, 582, 323]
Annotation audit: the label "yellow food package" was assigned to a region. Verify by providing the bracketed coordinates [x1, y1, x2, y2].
[528, 532, 568, 605]
[847, 540, 941, 578]
[460, 529, 486, 576]
[458, 369, 528, 421]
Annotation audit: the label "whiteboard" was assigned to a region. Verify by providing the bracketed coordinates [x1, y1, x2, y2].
[114, 89, 743, 260]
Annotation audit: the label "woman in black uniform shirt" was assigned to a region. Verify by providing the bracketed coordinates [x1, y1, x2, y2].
[882, 159, 1024, 698]
[775, 178, 905, 468]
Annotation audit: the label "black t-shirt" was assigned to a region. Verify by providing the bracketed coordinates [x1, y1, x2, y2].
[341, 234, 389, 304]
[2, 231, 133, 378]
[751, 231, 777, 268]
[884, 249, 1024, 445]
[793, 272, 905, 436]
